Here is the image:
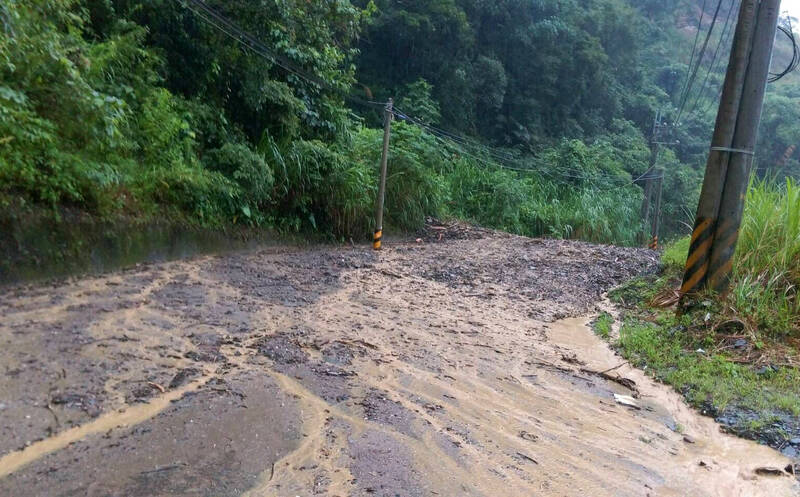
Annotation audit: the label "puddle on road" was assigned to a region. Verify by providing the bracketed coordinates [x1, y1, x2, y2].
[545, 317, 797, 497]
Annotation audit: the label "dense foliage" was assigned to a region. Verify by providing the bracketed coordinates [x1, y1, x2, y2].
[1, 0, 798, 246]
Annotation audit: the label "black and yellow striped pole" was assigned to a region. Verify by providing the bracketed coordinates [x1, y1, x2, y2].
[682, 0, 778, 296]
[373, 99, 393, 250]
[681, 0, 757, 296]
[707, 0, 778, 293]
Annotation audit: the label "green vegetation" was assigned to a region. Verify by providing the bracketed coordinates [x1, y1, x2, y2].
[618, 316, 800, 416]
[593, 312, 614, 340]
[607, 179, 800, 445]
[609, 274, 800, 444]
[1, 0, 799, 258]
[0, 0, 739, 249]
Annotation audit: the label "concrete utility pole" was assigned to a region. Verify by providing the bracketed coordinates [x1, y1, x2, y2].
[650, 170, 664, 250]
[640, 111, 662, 246]
[373, 99, 393, 250]
[707, 0, 780, 291]
[681, 0, 780, 295]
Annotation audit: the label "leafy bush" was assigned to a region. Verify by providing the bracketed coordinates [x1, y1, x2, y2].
[134, 165, 238, 224]
[203, 143, 273, 220]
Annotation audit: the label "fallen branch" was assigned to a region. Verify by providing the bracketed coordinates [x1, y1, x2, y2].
[580, 368, 639, 396]
[148, 382, 166, 393]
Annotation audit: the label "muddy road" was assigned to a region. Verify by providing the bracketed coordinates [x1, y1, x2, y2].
[0, 228, 797, 496]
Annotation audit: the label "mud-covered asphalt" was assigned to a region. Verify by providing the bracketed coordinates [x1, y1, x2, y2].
[0, 228, 797, 496]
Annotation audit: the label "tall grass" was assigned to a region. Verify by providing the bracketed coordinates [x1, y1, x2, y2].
[731, 178, 800, 334]
[665, 177, 800, 336]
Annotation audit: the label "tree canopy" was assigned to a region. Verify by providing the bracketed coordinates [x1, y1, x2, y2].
[1, 0, 799, 244]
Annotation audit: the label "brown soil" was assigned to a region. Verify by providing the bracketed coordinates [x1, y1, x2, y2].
[0, 230, 797, 496]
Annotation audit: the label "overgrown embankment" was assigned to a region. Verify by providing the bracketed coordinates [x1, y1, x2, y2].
[599, 179, 800, 459]
[2, 1, 710, 280]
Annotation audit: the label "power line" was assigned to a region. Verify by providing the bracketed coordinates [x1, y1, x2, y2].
[685, 0, 738, 118]
[768, 18, 800, 82]
[179, 0, 384, 109]
[677, 0, 725, 123]
[678, 0, 709, 111]
[390, 108, 662, 189]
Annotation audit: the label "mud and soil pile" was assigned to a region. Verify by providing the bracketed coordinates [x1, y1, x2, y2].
[0, 229, 797, 496]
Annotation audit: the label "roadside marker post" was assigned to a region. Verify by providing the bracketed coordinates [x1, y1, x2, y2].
[373, 99, 393, 250]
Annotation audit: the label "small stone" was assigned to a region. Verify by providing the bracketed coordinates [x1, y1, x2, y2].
[733, 339, 748, 348]
[683, 435, 696, 444]
[756, 365, 778, 375]
[790, 438, 800, 445]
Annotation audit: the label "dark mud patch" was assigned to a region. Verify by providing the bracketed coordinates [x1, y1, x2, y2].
[254, 331, 356, 404]
[150, 276, 208, 320]
[168, 367, 202, 389]
[403, 237, 658, 321]
[321, 341, 365, 366]
[181, 331, 228, 363]
[49, 392, 103, 418]
[0, 371, 301, 497]
[204, 249, 360, 309]
[359, 389, 421, 439]
[256, 332, 310, 365]
[0, 324, 114, 454]
[348, 429, 426, 497]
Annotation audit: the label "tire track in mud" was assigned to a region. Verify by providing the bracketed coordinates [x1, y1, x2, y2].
[0, 233, 797, 496]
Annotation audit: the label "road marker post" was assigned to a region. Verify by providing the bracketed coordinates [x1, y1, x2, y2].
[373, 99, 393, 250]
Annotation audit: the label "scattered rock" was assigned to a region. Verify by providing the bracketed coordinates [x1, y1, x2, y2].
[50, 392, 102, 417]
[614, 394, 640, 410]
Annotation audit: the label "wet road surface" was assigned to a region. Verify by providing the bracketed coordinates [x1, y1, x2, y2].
[0, 229, 797, 496]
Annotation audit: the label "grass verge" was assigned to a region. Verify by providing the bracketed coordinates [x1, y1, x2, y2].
[606, 271, 800, 458]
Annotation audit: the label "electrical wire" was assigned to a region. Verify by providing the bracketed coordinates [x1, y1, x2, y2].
[769, 17, 800, 83]
[390, 109, 663, 188]
[685, 0, 738, 118]
[677, 0, 725, 124]
[391, 108, 517, 162]
[678, 0, 709, 111]
[179, 0, 384, 109]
